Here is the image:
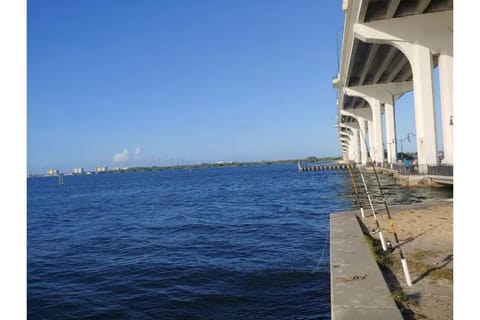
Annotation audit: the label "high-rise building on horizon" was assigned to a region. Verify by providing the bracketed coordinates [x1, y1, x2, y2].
[47, 169, 59, 176]
[73, 168, 84, 174]
[95, 166, 108, 173]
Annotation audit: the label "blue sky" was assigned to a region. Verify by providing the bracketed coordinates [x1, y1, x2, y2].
[28, 0, 347, 173]
[27, 0, 443, 173]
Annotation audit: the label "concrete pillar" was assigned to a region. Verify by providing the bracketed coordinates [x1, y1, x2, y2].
[370, 99, 384, 164]
[367, 120, 374, 162]
[343, 82, 412, 165]
[348, 145, 355, 162]
[384, 102, 397, 164]
[409, 44, 438, 167]
[339, 122, 363, 164]
[438, 53, 453, 164]
[358, 118, 368, 165]
[340, 109, 371, 165]
[342, 132, 355, 161]
[347, 129, 360, 164]
[353, 129, 361, 163]
[353, 12, 453, 170]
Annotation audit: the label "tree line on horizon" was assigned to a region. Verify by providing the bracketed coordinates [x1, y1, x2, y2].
[118, 156, 343, 173]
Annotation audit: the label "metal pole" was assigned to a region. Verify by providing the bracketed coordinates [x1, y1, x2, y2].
[346, 162, 365, 218]
[357, 166, 388, 251]
[369, 161, 412, 287]
[401, 139, 403, 161]
[356, 126, 390, 252]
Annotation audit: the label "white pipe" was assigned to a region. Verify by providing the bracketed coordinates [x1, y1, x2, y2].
[378, 231, 387, 252]
[401, 258, 413, 287]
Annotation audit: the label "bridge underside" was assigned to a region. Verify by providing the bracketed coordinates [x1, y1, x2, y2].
[334, 0, 453, 171]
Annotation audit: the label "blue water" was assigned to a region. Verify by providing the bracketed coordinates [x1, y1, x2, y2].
[28, 164, 354, 319]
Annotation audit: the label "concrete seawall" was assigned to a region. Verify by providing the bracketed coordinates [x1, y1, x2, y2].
[330, 211, 403, 320]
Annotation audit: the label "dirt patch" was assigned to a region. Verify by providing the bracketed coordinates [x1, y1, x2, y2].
[359, 200, 453, 320]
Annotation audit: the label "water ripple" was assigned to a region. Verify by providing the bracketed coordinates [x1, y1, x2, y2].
[27, 164, 451, 319]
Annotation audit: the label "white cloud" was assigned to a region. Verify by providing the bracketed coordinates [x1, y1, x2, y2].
[134, 147, 142, 159]
[113, 149, 130, 162]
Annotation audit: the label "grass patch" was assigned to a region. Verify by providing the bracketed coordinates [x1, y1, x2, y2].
[391, 289, 420, 319]
[358, 219, 418, 319]
[392, 289, 418, 307]
[363, 235, 399, 270]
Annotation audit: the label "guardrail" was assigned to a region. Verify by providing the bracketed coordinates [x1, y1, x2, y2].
[426, 164, 453, 176]
[374, 162, 453, 177]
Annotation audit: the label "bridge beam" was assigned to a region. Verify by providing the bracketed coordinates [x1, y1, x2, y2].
[340, 129, 360, 163]
[384, 102, 397, 164]
[354, 11, 452, 171]
[340, 122, 359, 131]
[340, 135, 351, 144]
[346, 81, 413, 103]
[340, 106, 372, 122]
[340, 123, 362, 164]
[342, 111, 368, 165]
[353, 11, 452, 56]
[344, 82, 412, 164]
[340, 138, 351, 157]
[343, 90, 383, 164]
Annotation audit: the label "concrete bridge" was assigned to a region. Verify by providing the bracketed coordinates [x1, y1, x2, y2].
[333, 0, 453, 174]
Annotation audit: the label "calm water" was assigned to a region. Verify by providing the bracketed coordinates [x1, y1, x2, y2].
[27, 164, 452, 319]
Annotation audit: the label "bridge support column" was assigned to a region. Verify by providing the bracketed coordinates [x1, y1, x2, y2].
[367, 119, 374, 162]
[348, 144, 356, 163]
[339, 122, 363, 165]
[438, 53, 453, 164]
[344, 82, 412, 165]
[353, 12, 454, 171]
[407, 44, 439, 170]
[343, 93, 384, 164]
[341, 131, 356, 162]
[370, 99, 384, 164]
[358, 118, 368, 165]
[341, 109, 371, 165]
[384, 102, 397, 164]
[353, 129, 361, 164]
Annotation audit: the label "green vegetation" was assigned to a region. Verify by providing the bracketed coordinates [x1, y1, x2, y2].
[391, 289, 418, 307]
[363, 234, 417, 315]
[364, 235, 398, 270]
[303, 156, 342, 162]
[109, 156, 342, 174]
[363, 234, 452, 319]
[397, 152, 417, 160]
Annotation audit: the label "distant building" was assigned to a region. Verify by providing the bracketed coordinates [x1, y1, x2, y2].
[72, 167, 84, 174]
[47, 169, 59, 176]
[96, 166, 108, 173]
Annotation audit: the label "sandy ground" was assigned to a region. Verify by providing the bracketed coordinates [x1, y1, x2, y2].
[360, 199, 453, 320]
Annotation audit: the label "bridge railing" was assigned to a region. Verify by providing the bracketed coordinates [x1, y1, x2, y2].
[374, 162, 453, 177]
[426, 164, 453, 176]
[391, 163, 421, 175]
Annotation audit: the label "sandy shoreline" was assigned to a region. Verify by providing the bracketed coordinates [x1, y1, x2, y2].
[359, 199, 453, 320]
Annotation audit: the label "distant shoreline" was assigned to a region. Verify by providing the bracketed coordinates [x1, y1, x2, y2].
[28, 156, 343, 177]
